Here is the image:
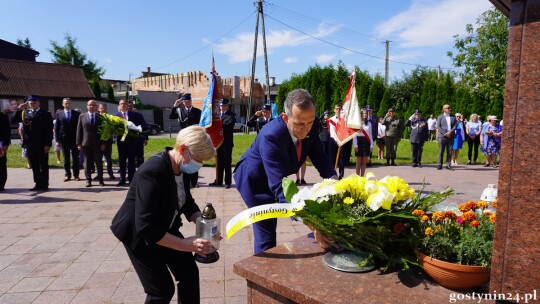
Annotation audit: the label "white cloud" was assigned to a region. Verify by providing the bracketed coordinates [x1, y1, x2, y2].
[315, 54, 336, 64]
[283, 57, 298, 64]
[215, 23, 338, 63]
[375, 0, 493, 48]
[104, 58, 112, 63]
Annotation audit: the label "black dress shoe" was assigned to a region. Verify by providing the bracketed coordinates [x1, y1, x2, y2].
[64, 176, 71, 182]
[41, 187, 49, 192]
[446, 165, 454, 171]
[99, 181, 105, 187]
[117, 180, 126, 186]
[412, 163, 418, 167]
[93, 176, 99, 181]
[74, 177, 81, 181]
[437, 166, 442, 170]
[108, 174, 116, 180]
[192, 184, 199, 188]
[418, 163, 422, 168]
[224, 184, 231, 189]
[30, 185, 42, 191]
[391, 163, 397, 166]
[301, 179, 307, 185]
[295, 179, 301, 185]
[86, 181, 92, 187]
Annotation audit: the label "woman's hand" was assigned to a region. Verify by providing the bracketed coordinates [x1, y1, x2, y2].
[183, 236, 213, 255]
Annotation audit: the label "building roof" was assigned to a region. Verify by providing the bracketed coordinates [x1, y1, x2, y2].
[0, 39, 40, 62]
[0, 59, 95, 99]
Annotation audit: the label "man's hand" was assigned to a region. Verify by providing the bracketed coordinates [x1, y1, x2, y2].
[173, 99, 184, 108]
[255, 110, 262, 117]
[44, 146, 51, 154]
[77, 144, 82, 151]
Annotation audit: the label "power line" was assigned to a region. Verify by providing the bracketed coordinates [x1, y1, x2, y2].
[264, 13, 459, 71]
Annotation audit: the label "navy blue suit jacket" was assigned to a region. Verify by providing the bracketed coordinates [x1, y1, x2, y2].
[234, 116, 336, 207]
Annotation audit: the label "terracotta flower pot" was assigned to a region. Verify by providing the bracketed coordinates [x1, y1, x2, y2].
[417, 251, 490, 290]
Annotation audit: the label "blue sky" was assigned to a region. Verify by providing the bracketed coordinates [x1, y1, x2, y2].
[1, 0, 493, 84]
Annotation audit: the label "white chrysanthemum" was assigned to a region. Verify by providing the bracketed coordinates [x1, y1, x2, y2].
[291, 187, 312, 205]
[309, 179, 338, 202]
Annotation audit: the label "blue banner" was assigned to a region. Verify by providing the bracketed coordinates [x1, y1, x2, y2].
[199, 73, 215, 128]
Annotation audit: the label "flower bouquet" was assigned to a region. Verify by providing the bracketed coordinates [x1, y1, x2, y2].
[411, 200, 496, 268]
[283, 173, 453, 270]
[99, 113, 145, 141]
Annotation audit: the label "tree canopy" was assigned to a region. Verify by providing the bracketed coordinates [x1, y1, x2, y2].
[16, 37, 34, 50]
[49, 33, 105, 81]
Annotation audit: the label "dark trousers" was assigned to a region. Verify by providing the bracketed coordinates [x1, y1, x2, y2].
[187, 172, 198, 187]
[28, 147, 49, 187]
[136, 138, 145, 168]
[438, 136, 453, 166]
[102, 142, 114, 176]
[124, 241, 200, 304]
[321, 140, 329, 159]
[385, 136, 399, 161]
[117, 141, 136, 182]
[216, 145, 233, 185]
[61, 142, 79, 178]
[83, 146, 103, 182]
[252, 218, 278, 255]
[467, 135, 480, 162]
[0, 155, 6, 190]
[411, 142, 424, 164]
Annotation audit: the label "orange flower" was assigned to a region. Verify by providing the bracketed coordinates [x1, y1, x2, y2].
[490, 214, 496, 224]
[458, 201, 477, 212]
[425, 227, 434, 236]
[444, 211, 457, 220]
[412, 209, 425, 217]
[470, 220, 481, 227]
[477, 201, 489, 210]
[432, 211, 445, 222]
[492, 200, 497, 208]
[483, 211, 492, 216]
[462, 211, 476, 222]
[421, 215, 429, 222]
[393, 223, 406, 234]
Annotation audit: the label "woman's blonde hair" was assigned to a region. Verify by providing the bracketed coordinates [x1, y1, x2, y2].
[175, 126, 216, 161]
[470, 113, 478, 121]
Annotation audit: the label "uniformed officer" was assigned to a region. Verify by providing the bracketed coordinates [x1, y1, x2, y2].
[209, 98, 236, 188]
[405, 109, 429, 167]
[12, 95, 54, 191]
[247, 104, 273, 134]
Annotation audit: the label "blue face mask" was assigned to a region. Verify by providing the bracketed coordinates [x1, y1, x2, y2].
[180, 159, 203, 174]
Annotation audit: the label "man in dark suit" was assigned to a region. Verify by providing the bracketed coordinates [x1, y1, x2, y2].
[318, 111, 330, 158]
[209, 98, 236, 189]
[405, 110, 429, 167]
[0, 110, 11, 191]
[127, 101, 148, 168]
[366, 105, 378, 165]
[436, 104, 457, 170]
[247, 104, 273, 133]
[76, 100, 105, 187]
[234, 89, 337, 254]
[116, 99, 147, 186]
[169, 93, 202, 188]
[12, 95, 54, 191]
[55, 98, 81, 181]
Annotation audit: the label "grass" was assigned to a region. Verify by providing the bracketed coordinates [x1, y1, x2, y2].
[5, 135, 485, 168]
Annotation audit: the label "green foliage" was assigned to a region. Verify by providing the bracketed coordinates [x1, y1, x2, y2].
[91, 81, 101, 99]
[16, 37, 33, 50]
[378, 87, 392, 118]
[447, 8, 508, 119]
[420, 77, 437, 115]
[107, 85, 115, 102]
[368, 75, 386, 116]
[49, 33, 105, 81]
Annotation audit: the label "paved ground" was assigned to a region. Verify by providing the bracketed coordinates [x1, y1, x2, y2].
[0, 163, 498, 304]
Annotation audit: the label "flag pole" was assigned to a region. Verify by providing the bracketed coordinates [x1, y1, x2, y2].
[334, 145, 341, 170]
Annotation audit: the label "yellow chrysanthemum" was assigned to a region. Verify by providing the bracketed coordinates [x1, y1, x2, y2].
[462, 211, 476, 222]
[421, 215, 429, 222]
[425, 227, 434, 236]
[489, 214, 496, 224]
[343, 197, 354, 205]
[492, 200, 497, 208]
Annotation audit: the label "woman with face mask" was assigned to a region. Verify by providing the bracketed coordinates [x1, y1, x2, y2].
[111, 126, 216, 304]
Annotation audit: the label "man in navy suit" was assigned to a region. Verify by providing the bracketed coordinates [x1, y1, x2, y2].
[55, 98, 81, 181]
[234, 89, 337, 254]
[116, 99, 147, 186]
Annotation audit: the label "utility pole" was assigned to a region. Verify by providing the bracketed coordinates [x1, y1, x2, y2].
[384, 40, 390, 86]
[248, 0, 271, 133]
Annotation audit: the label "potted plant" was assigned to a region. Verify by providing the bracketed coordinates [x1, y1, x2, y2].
[410, 200, 496, 290]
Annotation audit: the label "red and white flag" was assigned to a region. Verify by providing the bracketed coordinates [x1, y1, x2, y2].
[331, 69, 362, 146]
